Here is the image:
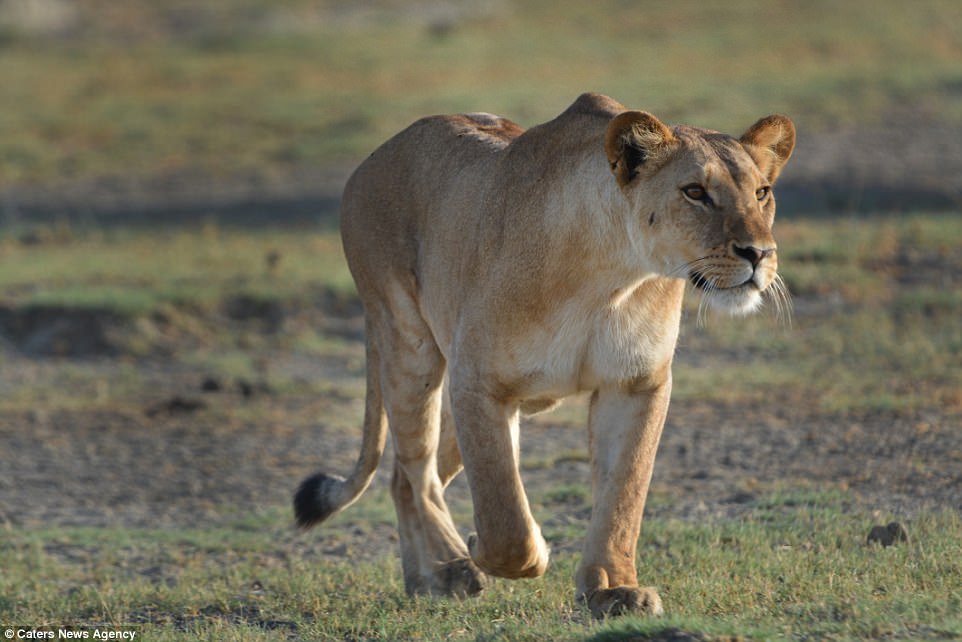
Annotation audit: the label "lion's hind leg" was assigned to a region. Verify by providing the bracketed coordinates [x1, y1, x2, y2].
[437, 383, 464, 489]
[391, 459, 484, 596]
[374, 288, 485, 597]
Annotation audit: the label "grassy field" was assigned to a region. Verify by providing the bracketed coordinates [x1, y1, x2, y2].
[3, 492, 961, 640]
[0, 225, 353, 318]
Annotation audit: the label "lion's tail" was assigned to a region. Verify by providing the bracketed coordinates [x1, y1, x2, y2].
[293, 375, 388, 529]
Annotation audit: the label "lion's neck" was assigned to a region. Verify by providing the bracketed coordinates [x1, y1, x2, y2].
[539, 158, 665, 295]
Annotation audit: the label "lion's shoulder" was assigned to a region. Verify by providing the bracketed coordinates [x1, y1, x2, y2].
[443, 93, 622, 144]
[518, 93, 625, 141]
[383, 94, 622, 162]
[562, 92, 627, 119]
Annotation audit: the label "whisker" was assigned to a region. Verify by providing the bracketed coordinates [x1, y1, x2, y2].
[670, 257, 727, 328]
[765, 273, 793, 330]
[673, 255, 792, 330]
[778, 274, 794, 324]
[667, 256, 716, 280]
[695, 277, 718, 328]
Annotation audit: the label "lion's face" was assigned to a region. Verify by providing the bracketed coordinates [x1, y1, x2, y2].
[606, 112, 795, 316]
[651, 127, 782, 315]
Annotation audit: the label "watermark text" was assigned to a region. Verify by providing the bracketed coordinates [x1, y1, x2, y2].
[5, 629, 137, 641]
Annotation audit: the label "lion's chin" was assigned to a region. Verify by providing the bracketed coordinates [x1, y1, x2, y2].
[689, 271, 767, 316]
[704, 283, 764, 316]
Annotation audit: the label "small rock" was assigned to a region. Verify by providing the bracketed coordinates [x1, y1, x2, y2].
[265, 249, 282, 274]
[867, 521, 909, 547]
[200, 377, 223, 392]
[237, 379, 254, 398]
[323, 543, 349, 557]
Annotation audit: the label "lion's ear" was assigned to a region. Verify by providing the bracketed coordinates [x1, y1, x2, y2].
[740, 115, 796, 184]
[605, 111, 676, 187]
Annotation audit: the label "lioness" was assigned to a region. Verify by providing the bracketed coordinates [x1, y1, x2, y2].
[295, 93, 794, 618]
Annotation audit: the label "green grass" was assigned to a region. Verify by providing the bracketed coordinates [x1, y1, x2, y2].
[0, 225, 354, 315]
[1, 0, 961, 186]
[3, 491, 960, 640]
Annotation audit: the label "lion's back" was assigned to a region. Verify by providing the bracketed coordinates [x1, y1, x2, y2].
[339, 111, 523, 290]
[342, 112, 522, 215]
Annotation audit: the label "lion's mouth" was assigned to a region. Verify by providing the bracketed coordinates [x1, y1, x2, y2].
[688, 271, 757, 291]
[688, 271, 712, 291]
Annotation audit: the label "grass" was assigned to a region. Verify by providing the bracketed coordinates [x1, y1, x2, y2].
[1, 0, 961, 187]
[2, 491, 960, 640]
[0, 224, 354, 316]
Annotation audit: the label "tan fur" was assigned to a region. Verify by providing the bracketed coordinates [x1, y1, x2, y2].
[295, 93, 795, 617]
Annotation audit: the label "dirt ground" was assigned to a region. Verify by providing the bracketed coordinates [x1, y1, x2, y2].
[2, 351, 960, 531]
[1, 119, 961, 563]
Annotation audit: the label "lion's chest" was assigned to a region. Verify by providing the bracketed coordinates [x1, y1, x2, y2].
[505, 286, 682, 396]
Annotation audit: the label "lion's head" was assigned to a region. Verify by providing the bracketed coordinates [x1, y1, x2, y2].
[605, 110, 795, 316]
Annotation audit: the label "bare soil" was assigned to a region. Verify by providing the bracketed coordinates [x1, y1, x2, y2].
[1, 330, 960, 561]
[1, 120, 961, 564]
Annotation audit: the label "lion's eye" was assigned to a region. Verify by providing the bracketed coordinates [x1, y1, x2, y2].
[755, 186, 771, 201]
[682, 184, 708, 202]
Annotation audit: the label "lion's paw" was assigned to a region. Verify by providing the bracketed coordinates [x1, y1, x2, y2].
[585, 585, 663, 619]
[467, 532, 549, 579]
[431, 557, 487, 597]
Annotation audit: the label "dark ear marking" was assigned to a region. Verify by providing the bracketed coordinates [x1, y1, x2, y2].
[622, 143, 646, 182]
[605, 111, 677, 188]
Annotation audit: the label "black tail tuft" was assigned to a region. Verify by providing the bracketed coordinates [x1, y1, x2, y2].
[293, 472, 343, 528]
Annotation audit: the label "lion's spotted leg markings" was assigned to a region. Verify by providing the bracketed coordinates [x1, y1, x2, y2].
[576, 377, 671, 619]
[451, 385, 550, 579]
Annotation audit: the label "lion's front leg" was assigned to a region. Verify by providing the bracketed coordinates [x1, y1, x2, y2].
[576, 372, 672, 619]
[450, 382, 550, 580]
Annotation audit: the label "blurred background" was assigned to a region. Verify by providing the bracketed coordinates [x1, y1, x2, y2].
[1, 0, 960, 223]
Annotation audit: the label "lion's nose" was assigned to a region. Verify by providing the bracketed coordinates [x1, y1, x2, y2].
[733, 244, 773, 268]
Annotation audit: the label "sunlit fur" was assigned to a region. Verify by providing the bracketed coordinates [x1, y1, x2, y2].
[293, 93, 795, 619]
